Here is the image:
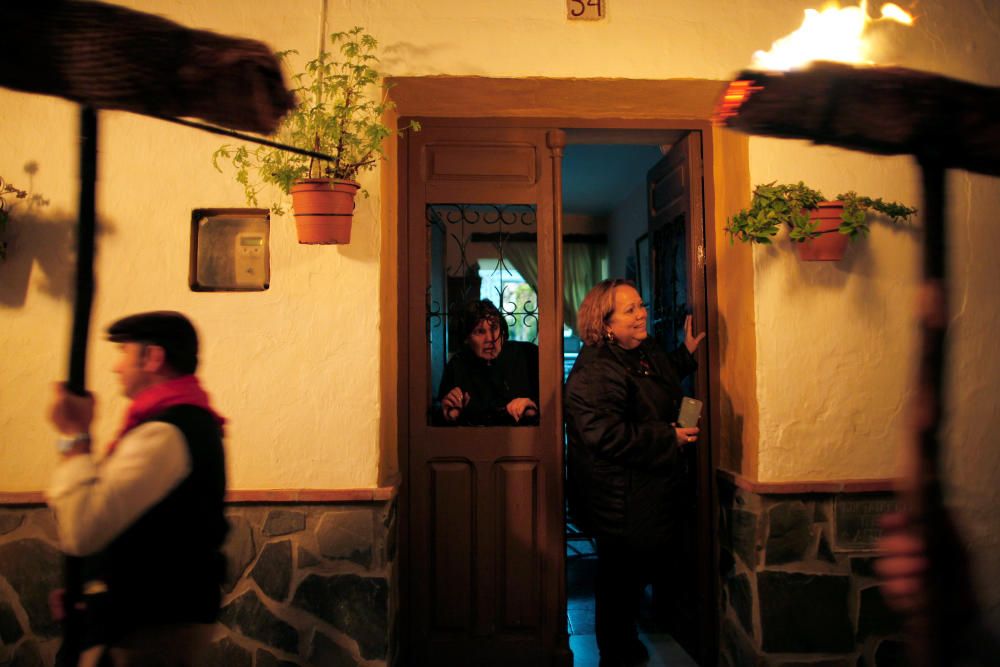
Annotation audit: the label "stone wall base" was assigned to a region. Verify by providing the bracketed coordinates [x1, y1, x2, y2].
[717, 473, 905, 667]
[0, 497, 397, 667]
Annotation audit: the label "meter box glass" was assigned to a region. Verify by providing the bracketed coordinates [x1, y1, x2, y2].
[189, 208, 270, 291]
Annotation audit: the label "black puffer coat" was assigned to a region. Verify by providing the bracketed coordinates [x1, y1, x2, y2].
[564, 337, 696, 543]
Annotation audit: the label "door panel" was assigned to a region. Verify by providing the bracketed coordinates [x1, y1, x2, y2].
[430, 460, 474, 630]
[646, 131, 714, 665]
[402, 122, 568, 666]
[497, 459, 539, 631]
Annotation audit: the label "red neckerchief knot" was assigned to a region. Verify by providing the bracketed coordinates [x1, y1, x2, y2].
[106, 375, 226, 455]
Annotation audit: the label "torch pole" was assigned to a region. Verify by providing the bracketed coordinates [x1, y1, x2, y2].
[68, 106, 97, 393]
[57, 105, 97, 667]
[908, 158, 976, 667]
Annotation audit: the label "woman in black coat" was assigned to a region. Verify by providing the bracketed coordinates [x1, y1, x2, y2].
[564, 278, 704, 667]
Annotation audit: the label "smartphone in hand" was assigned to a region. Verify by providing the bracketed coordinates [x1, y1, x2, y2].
[677, 397, 703, 428]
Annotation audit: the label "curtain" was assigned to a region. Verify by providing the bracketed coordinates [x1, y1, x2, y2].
[563, 241, 605, 336]
[503, 241, 539, 297]
[504, 240, 606, 337]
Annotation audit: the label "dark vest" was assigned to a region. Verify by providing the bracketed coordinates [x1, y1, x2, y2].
[94, 404, 227, 638]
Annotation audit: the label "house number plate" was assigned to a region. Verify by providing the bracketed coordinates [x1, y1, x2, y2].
[567, 0, 605, 21]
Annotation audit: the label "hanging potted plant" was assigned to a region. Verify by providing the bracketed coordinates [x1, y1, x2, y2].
[213, 27, 419, 244]
[725, 182, 917, 261]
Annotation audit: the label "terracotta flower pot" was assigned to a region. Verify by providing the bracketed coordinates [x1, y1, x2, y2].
[795, 201, 849, 261]
[289, 178, 360, 244]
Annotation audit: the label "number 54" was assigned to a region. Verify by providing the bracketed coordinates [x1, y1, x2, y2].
[569, 0, 604, 19]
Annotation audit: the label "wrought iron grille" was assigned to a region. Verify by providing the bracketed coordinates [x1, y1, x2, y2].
[426, 203, 539, 342]
[651, 213, 694, 395]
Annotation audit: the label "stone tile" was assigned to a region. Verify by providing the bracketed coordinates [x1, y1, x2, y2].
[817, 529, 837, 564]
[200, 637, 252, 667]
[263, 510, 306, 537]
[0, 511, 24, 536]
[251, 540, 293, 602]
[731, 509, 759, 569]
[8, 639, 44, 667]
[317, 509, 373, 569]
[719, 545, 735, 577]
[727, 573, 753, 636]
[219, 590, 299, 655]
[766, 501, 813, 565]
[758, 571, 853, 653]
[0, 598, 25, 644]
[857, 585, 902, 640]
[292, 573, 387, 660]
[384, 502, 397, 565]
[720, 616, 757, 667]
[311, 631, 359, 667]
[850, 556, 878, 579]
[223, 514, 256, 593]
[0, 538, 62, 637]
[256, 648, 301, 667]
[28, 511, 58, 542]
[298, 546, 320, 569]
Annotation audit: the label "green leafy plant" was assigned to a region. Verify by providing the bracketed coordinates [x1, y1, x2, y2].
[213, 27, 419, 214]
[726, 181, 916, 245]
[834, 191, 917, 239]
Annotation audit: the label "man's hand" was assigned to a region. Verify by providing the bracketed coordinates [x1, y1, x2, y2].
[49, 383, 95, 435]
[442, 387, 470, 422]
[506, 397, 538, 423]
[874, 511, 929, 615]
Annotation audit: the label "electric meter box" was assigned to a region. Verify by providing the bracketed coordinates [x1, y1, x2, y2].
[189, 208, 270, 291]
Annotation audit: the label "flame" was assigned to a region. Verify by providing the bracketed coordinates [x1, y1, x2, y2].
[713, 80, 764, 125]
[750, 1, 914, 71]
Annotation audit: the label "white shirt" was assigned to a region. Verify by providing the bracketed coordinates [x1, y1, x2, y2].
[45, 421, 192, 556]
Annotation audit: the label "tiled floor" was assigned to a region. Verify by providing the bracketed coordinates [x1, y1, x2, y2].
[566, 536, 698, 667]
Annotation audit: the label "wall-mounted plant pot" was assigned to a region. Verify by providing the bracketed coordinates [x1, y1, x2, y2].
[290, 178, 360, 244]
[795, 201, 848, 261]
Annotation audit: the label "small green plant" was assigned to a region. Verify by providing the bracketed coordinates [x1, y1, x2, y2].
[726, 181, 916, 245]
[0, 175, 48, 261]
[213, 27, 419, 214]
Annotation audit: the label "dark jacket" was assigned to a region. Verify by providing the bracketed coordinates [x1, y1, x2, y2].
[95, 404, 228, 639]
[437, 340, 539, 425]
[564, 337, 696, 542]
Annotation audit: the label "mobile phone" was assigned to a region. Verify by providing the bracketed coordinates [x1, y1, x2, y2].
[677, 397, 703, 428]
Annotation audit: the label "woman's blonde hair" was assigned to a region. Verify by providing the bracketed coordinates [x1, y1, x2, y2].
[576, 278, 636, 347]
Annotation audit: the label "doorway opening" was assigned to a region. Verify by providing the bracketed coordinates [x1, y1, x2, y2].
[388, 76, 743, 666]
[560, 129, 707, 667]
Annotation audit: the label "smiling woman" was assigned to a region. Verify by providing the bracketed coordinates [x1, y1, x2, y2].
[564, 278, 705, 664]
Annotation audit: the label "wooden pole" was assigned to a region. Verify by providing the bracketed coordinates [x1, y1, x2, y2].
[57, 105, 97, 667]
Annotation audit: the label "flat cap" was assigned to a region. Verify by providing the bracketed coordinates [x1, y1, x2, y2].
[107, 311, 199, 374]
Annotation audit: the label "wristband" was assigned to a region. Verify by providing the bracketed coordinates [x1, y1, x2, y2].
[57, 433, 91, 455]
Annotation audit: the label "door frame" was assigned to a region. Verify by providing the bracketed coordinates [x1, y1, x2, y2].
[387, 77, 741, 665]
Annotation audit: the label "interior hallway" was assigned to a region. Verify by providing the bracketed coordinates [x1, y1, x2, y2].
[566, 535, 699, 666]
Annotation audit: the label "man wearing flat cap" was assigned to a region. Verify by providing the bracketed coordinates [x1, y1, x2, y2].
[47, 311, 227, 666]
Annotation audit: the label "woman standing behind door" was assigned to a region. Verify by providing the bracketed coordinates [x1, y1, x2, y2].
[564, 278, 704, 667]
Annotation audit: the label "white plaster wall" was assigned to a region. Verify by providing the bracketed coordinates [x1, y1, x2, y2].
[1, 3, 997, 534]
[749, 1, 1000, 486]
[750, 145, 921, 482]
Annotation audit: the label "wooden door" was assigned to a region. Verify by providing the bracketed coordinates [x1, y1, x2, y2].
[646, 131, 716, 664]
[399, 121, 570, 666]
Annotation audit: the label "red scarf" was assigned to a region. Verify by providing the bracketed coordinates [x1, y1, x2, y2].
[107, 375, 226, 455]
